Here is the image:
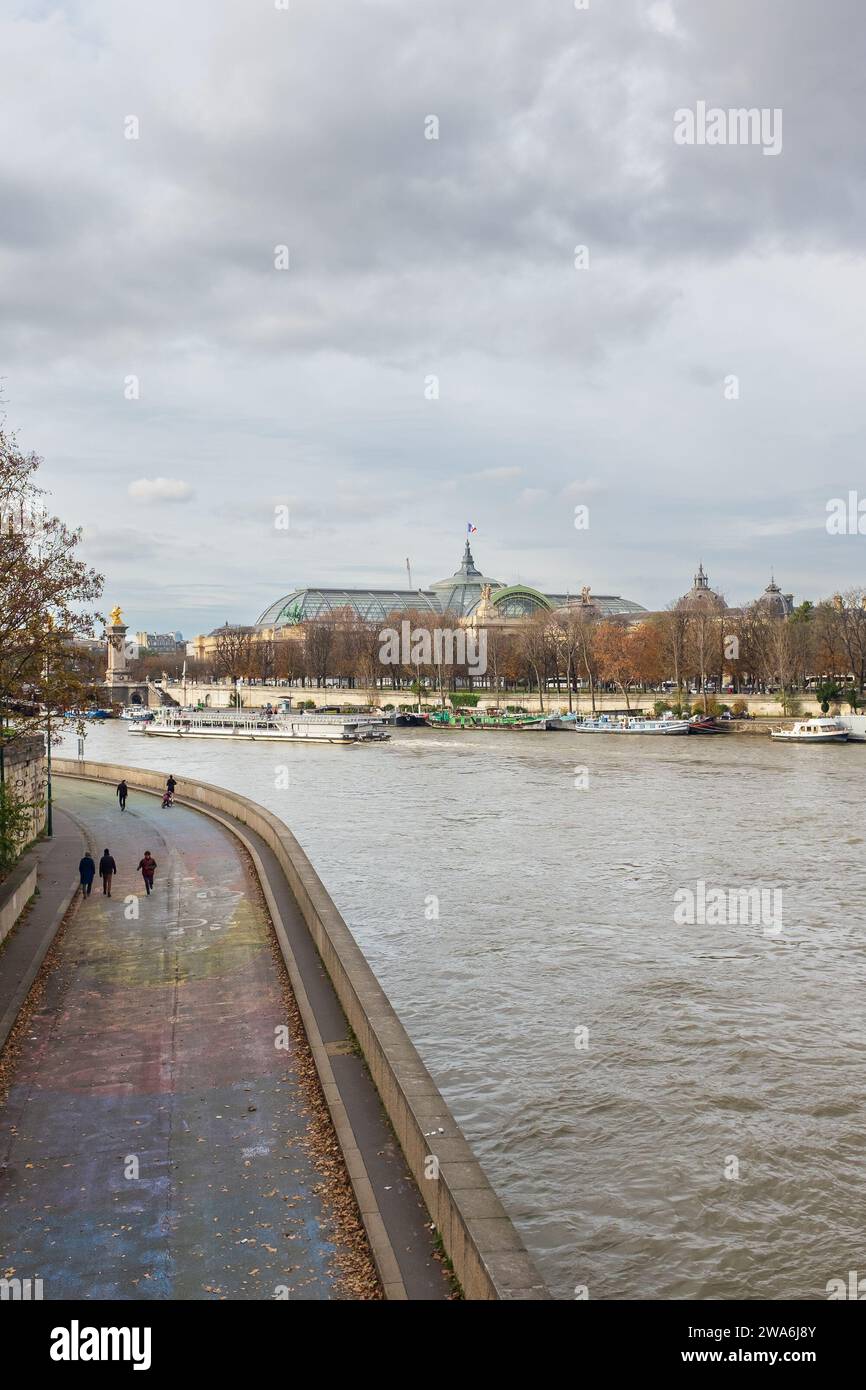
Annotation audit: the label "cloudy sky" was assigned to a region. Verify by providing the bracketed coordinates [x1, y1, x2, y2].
[2, 0, 865, 635]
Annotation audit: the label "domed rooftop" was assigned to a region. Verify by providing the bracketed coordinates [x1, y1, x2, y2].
[679, 563, 726, 611]
[253, 538, 646, 628]
[427, 540, 505, 615]
[755, 575, 794, 618]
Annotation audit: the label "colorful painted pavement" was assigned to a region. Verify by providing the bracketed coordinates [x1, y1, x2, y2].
[0, 778, 353, 1299]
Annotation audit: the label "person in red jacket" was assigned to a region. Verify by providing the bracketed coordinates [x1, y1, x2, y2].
[137, 850, 157, 896]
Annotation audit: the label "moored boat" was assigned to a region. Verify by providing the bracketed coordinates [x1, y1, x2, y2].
[121, 706, 154, 722]
[688, 714, 730, 734]
[769, 717, 849, 744]
[427, 710, 550, 730]
[572, 714, 690, 735]
[129, 708, 390, 744]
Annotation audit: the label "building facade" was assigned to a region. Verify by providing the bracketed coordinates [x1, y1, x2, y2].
[254, 540, 647, 632]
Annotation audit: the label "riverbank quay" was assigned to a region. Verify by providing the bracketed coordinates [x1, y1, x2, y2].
[24, 762, 548, 1300]
[0, 775, 390, 1300]
[154, 679, 833, 720]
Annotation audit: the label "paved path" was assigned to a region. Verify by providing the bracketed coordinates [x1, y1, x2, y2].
[0, 778, 367, 1300]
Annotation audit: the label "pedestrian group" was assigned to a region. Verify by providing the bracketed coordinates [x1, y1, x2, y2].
[78, 777, 178, 903]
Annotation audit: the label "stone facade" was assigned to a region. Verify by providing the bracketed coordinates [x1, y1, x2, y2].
[0, 734, 47, 853]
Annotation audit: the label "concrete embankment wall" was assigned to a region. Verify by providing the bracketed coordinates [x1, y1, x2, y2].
[54, 758, 548, 1301]
[0, 859, 38, 949]
[158, 680, 830, 719]
[0, 734, 47, 845]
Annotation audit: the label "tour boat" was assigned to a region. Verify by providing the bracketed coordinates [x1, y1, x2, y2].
[129, 708, 390, 744]
[572, 714, 690, 735]
[769, 718, 849, 744]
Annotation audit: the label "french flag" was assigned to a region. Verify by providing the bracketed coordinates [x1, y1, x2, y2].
[467, 522, 477, 534]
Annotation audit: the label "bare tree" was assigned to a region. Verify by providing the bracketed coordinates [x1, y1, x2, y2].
[1, 422, 103, 744]
[303, 618, 336, 688]
[516, 613, 556, 711]
[213, 627, 254, 684]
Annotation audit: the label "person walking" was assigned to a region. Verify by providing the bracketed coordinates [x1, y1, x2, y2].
[99, 848, 117, 896]
[137, 850, 157, 896]
[166, 775, 177, 797]
[78, 851, 95, 897]
[116, 779, 129, 812]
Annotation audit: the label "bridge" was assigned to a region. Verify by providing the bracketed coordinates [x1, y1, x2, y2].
[0, 762, 548, 1300]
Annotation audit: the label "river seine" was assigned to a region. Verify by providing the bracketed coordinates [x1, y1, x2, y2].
[78, 720, 866, 1301]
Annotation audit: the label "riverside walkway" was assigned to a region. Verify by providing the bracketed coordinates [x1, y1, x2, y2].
[0, 777, 439, 1300]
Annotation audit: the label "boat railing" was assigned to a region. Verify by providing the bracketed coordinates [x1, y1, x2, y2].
[154, 709, 384, 725]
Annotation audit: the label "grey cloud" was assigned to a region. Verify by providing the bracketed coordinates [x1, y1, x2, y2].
[1, 0, 865, 631]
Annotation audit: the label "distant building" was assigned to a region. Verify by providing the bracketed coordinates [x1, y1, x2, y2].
[135, 631, 185, 655]
[678, 563, 727, 613]
[254, 540, 647, 629]
[754, 576, 794, 617]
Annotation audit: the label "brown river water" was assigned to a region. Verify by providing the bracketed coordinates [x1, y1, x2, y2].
[77, 720, 866, 1300]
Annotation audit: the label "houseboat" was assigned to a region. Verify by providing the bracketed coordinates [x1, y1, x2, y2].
[572, 714, 690, 735]
[128, 708, 390, 744]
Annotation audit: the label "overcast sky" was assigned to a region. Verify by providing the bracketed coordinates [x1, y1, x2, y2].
[2, 0, 865, 635]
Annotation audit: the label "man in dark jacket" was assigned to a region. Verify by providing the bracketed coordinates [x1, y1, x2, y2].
[116, 780, 129, 811]
[99, 849, 117, 896]
[78, 852, 95, 896]
[166, 775, 177, 797]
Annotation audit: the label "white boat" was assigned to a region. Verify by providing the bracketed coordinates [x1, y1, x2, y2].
[572, 714, 690, 735]
[129, 708, 390, 744]
[769, 717, 849, 743]
[837, 714, 866, 742]
[121, 706, 154, 722]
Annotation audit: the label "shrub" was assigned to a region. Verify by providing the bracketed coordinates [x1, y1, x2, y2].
[0, 783, 39, 878]
[815, 681, 841, 714]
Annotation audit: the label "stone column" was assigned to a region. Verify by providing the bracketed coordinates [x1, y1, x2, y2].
[105, 605, 131, 690]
